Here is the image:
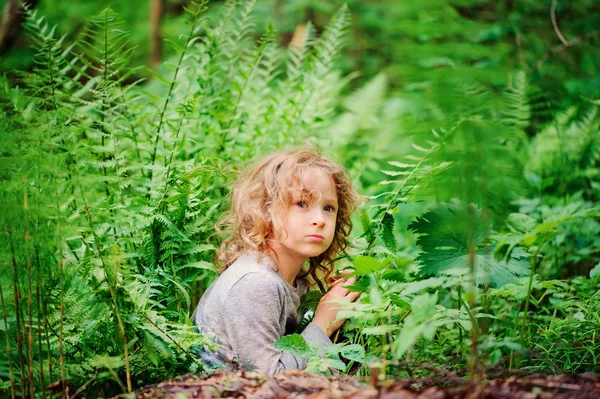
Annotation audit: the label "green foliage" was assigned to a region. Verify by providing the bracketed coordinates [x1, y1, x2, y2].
[0, 1, 355, 395]
[273, 334, 312, 358]
[410, 201, 530, 288]
[0, 0, 599, 394]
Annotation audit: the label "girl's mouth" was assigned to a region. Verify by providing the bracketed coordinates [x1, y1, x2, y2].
[307, 235, 324, 242]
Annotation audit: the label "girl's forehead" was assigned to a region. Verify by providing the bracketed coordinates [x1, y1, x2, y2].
[289, 168, 338, 200]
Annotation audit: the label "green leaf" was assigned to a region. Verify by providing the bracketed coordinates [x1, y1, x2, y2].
[363, 325, 394, 335]
[343, 275, 371, 292]
[177, 261, 214, 271]
[590, 262, 600, 279]
[409, 201, 530, 287]
[353, 255, 389, 275]
[389, 294, 411, 309]
[340, 344, 365, 363]
[381, 212, 397, 251]
[411, 292, 438, 323]
[89, 355, 126, 370]
[323, 358, 347, 371]
[506, 213, 537, 233]
[274, 334, 314, 358]
[360, 208, 375, 242]
[393, 315, 420, 359]
[381, 270, 404, 282]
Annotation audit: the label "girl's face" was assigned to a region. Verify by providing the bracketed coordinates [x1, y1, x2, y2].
[271, 167, 338, 265]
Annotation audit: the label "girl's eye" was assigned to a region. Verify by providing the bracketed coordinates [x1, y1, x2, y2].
[297, 201, 308, 208]
[324, 205, 335, 213]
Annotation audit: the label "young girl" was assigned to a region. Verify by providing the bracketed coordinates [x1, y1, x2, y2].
[193, 149, 361, 376]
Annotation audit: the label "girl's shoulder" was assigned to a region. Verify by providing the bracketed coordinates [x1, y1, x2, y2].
[219, 252, 283, 290]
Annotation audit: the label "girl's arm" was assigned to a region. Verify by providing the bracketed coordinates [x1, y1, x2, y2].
[222, 272, 331, 376]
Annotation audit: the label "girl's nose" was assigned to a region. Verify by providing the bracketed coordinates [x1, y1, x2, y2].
[312, 210, 325, 226]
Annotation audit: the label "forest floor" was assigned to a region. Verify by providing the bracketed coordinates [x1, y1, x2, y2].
[120, 369, 600, 399]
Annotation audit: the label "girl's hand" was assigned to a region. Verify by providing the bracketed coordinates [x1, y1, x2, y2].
[313, 276, 360, 337]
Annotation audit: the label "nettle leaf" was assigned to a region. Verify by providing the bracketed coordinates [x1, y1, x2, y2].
[353, 255, 390, 275]
[411, 292, 438, 324]
[409, 201, 530, 288]
[340, 344, 365, 363]
[274, 334, 314, 358]
[393, 315, 420, 359]
[382, 270, 405, 282]
[344, 275, 372, 292]
[506, 213, 537, 233]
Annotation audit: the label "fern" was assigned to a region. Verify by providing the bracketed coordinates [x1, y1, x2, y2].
[502, 71, 531, 129]
[381, 213, 397, 252]
[0, 2, 358, 394]
[23, 9, 76, 111]
[362, 129, 453, 254]
[219, 23, 280, 151]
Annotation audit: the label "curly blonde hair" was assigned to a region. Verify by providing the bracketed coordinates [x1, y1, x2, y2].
[216, 149, 361, 291]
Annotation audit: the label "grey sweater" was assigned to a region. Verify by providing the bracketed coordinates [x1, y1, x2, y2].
[192, 252, 332, 376]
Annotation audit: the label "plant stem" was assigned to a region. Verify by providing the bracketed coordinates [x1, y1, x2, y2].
[57, 221, 68, 399]
[0, 283, 16, 399]
[466, 206, 481, 379]
[22, 179, 35, 398]
[34, 244, 47, 399]
[7, 227, 26, 397]
[149, 3, 205, 183]
[82, 205, 132, 393]
[457, 284, 463, 355]
[43, 269, 53, 386]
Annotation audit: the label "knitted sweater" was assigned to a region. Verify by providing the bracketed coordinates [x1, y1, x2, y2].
[192, 252, 332, 376]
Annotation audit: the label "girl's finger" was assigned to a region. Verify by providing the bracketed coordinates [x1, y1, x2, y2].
[330, 278, 349, 290]
[342, 277, 356, 287]
[347, 291, 361, 302]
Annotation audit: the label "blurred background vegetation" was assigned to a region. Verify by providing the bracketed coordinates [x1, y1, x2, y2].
[2, 0, 599, 100]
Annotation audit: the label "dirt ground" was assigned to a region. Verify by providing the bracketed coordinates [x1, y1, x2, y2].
[121, 369, 600, 399]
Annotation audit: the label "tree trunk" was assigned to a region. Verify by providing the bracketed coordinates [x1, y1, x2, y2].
[0, 0, 40, 56]
[150, 0, 162, 68]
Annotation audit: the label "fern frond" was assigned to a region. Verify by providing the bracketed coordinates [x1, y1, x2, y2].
[502, 71, 531, 128]
[577, 105, 600, 169]
[310, 4, 351, 75]
[221, 0, 257, 70]
[381, 212, 397, 252]
[23, 9, 77, 110]
[221, 23, 282, 149]
[364, 128, 454, 254]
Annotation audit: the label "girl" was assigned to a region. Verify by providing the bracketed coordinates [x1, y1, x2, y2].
[193, 149, 361, 376]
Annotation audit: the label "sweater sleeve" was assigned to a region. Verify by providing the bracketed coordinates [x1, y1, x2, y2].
[222, 272, 332, 376]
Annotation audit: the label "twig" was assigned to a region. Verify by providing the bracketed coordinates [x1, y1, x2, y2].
[70, 369, 98, 399]
[550, 0, 568, 46]
[524, 379, 582, 391]
[535, 7, 600, 71]
[45, 321, 84, 353]
[140, 313, 191, 357]
[396, 361, 464, 385]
